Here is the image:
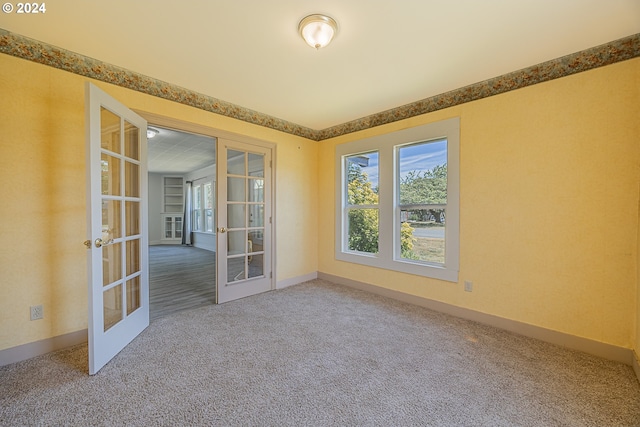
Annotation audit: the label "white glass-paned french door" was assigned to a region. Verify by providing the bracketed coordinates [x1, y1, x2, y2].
[85, 83, 149, 375]
[216, 139, 272, 303]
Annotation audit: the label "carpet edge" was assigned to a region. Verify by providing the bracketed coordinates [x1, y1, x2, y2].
[318, 271, 633, 366]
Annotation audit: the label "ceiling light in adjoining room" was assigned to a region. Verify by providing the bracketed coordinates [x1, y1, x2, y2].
[147, 127, 159, 139]
[298, 14, 338, 49]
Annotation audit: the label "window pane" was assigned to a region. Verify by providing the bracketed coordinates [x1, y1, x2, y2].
[204, 183, 213, 209]
[347, 208, 378, 254]
[193, 185, 201, 209]
[398, 139, 447, 205]
[193, 210, 201, 232]
[205, 209, 213, 232]
[400, 208, 445, 264]
[346, 152, 378, 206]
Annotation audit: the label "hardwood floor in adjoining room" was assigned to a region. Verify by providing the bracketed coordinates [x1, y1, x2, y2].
[149, 245, 216, 320]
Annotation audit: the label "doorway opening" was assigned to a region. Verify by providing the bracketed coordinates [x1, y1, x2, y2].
[146, 126, 217, 320]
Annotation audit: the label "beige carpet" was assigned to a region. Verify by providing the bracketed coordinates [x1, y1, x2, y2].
[2, 280, 639, 426]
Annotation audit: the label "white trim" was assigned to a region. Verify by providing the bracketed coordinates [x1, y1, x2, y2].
[318, 272, 633, 366]
[633, 351, 640, 384]
[0, 330, 87, 367]
[277, 272, 318, 289]
[335, 118, 460, 282]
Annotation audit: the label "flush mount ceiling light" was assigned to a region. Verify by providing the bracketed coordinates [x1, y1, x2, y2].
[298, 14, 338, 49]
[147, 127, 159, 139]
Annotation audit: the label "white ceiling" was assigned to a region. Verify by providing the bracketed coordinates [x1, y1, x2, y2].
[1, 1, 638, 131]
[147, 127, 215, 174]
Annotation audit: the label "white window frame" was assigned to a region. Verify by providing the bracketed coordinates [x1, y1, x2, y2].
[335, 117, 460, 282]
[192, 176, 215, 234]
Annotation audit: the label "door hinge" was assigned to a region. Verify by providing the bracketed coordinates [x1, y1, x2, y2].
[270, 160, 272, 168]
[270, 272, 272, 279]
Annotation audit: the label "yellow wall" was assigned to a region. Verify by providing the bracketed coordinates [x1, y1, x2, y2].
[319, 59, 640, 348]
[1, 50, 638, 355]
[0, 53, 318, 351]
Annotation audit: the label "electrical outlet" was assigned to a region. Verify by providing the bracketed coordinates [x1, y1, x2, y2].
[464, 281, 473, 292]
[30, 305, 43, 320]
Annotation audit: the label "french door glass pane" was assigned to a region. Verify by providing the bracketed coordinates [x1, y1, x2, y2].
[248, 254, 263, 279]
[126, 239, 140, 276]
[228, 230, 246, 256]
[102, 242, 122, 286]
[125, 201, 139, 236]
[249, 204, 264, 227]
[227, 177, 245, 202]
[228, 204, 245, 229]
[102, 200, 121, 240]
[125, 161, 139, 198]
[248, 230, 263, 245]
[103, 284, 122, 332]
[101, 154, 121, 196]
[100, 107, 120, 153]
[227, 257, 245, 283]
[248, 178, 264, 202]
[124, 121, 139, 160]
[126, 276, 140, 315]
[228, 150, 245, 175]
[248, 153, 264, 177]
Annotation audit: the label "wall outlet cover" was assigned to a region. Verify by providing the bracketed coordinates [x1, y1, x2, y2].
[30, 305, 43, 320]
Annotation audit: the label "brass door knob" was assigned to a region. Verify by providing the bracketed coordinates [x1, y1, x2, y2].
[217, 227, 227, 233]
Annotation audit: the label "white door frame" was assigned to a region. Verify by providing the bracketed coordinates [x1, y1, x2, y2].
[133, 112, 277, 302]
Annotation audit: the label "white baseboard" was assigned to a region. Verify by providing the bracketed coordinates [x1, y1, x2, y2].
[277, 272, 318, 290]
[0, 329, 87, 367]
[633, 351, 640, 384]
[4, 273, 635, 381]
[318, 272, 634, 367]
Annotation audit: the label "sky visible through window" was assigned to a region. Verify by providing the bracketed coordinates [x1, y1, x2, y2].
[358, 139, 447, 191]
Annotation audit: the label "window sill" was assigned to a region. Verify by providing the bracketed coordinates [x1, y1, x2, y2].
[336, 251, 458, 282]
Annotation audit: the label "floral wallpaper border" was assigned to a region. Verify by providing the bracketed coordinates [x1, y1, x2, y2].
[1, 29, 638, 142]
